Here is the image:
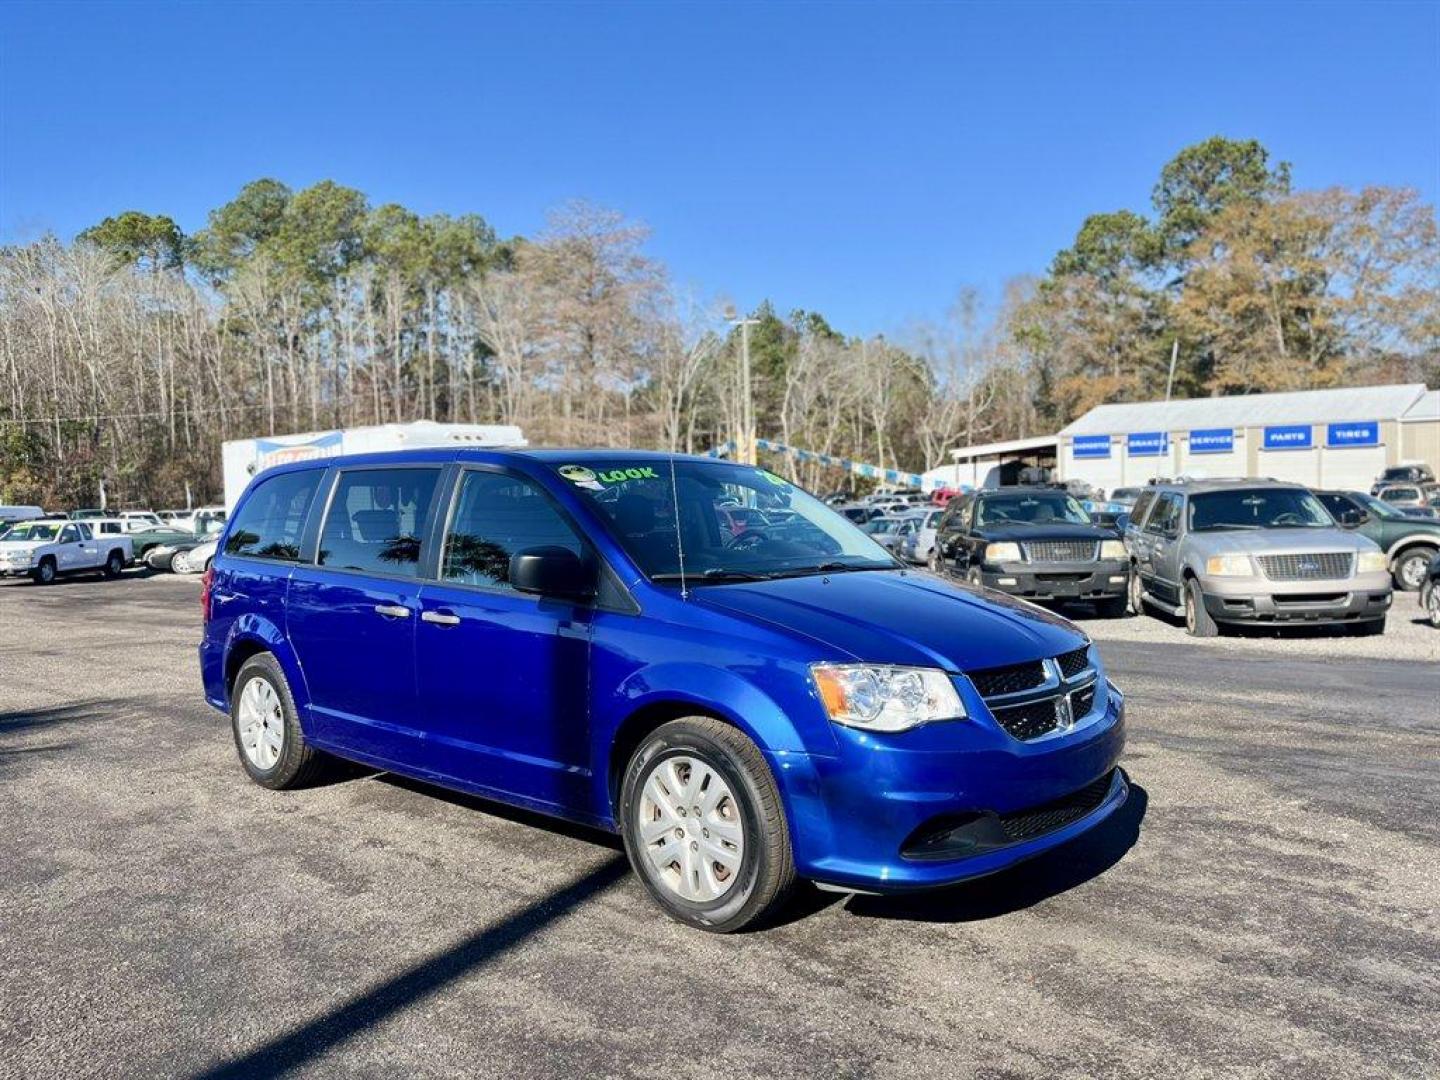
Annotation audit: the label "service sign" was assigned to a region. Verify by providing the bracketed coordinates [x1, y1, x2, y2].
[1263, 425, 1313, 451]
[1188, 428, 1234, 454]
[1073, 435, 1112, 459]
[1326, 421, 1379, 448]
[1126, 431, 1168, 457]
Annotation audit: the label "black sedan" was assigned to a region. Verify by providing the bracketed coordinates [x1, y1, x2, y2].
[933, 487, 1130, 617]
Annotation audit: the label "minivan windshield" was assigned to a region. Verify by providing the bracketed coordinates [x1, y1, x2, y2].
[1190, 489, 1332, 530]
[974, 491, 1091, 527]
[560, 460, 898, 582]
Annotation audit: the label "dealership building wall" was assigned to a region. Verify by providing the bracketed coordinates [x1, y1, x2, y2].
[1054, 384, 1437, 492]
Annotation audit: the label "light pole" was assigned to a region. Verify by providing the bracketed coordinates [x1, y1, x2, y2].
[724, 306, 760, 464]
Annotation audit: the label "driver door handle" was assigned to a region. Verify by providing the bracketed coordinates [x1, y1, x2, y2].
[373, 604, 410, 619]
[421, 610, 461, 626]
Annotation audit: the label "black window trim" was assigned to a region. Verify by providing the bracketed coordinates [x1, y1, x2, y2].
[425, 462, 638, 614]
[298, 462, 448, 583]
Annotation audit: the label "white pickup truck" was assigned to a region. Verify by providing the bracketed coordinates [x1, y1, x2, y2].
[0, 519, 133, 584]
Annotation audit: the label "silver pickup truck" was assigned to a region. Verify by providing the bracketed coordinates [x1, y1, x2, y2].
[0, 519, 133, 584]
[1123, 479, 1392, 637]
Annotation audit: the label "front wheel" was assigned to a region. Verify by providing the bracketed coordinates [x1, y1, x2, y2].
[1184, 577, 1219, 637]
[172, 550, 191, 574]
[1128, 568, 1147, 615]
[31, 558, 56, 585]
[1393, 547, 1436, 592]
[620, 717, 795, 933]
[1423, 582, 1440, 628]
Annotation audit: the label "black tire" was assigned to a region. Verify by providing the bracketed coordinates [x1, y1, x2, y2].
[230, 653, 330, 790]
[31, 558, 56, 585]
[1349, 617, 1386, 637]
[1128, 567, 1147, 615]
[619, 717, 795, 933]
[1423, 582, 1440, 628]
[1184, 577, 1219, 637]
[1095, 595, 1127, 619]
[103, 550, 124, 579]
[1392, 547, 1436, 592]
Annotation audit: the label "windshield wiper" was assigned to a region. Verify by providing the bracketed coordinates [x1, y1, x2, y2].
[651, 568, 775, 584]
[771, 561, 898, 578]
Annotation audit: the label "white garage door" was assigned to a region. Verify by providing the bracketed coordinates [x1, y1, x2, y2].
[1318, 447, 1385, 490]
[1258, 449, 1320, 485]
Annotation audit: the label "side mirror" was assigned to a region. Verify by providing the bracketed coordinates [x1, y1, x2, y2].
[1338, 509, 1367, 527]
[510, 545, 594, 600]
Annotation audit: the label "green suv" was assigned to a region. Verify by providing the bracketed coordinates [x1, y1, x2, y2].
[1313, 489, 1440, 592]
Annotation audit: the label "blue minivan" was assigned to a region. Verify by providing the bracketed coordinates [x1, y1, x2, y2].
[201, 450, 1128, 931]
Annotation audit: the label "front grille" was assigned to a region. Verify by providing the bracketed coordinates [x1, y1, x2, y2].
[998, 771, 1116, 842]
[1072, 684, 1097, 716]
[1056, 646, 1090, 679]
[968, 659, 1046, 698]
[991, 697, 1067, 741]
[1256, 552, 1352, 581]
[1022, 540, 1097, 563]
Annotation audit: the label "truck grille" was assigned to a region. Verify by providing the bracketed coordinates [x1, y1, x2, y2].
[1022, 540, 1097, 563]
[1256, 552, 1352, 581]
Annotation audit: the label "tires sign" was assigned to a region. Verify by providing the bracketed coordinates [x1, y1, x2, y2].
[1326, 421, 1379, 448]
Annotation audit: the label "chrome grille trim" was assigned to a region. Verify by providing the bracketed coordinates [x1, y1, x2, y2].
[1021, 540, 1099, 563]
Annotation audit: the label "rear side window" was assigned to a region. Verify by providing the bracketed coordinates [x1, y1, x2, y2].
[318, 468, 441, 577]
[440, 471, 584, 591]
[225, 470, 322, 562]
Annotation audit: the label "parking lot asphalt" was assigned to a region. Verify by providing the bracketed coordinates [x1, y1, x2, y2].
[1, 571, 1436, 1080]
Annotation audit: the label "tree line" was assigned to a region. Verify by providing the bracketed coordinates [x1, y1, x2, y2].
[1, 136, 1435, 509]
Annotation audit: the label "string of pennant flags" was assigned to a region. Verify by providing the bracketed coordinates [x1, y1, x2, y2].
[707, 438, 947, 491]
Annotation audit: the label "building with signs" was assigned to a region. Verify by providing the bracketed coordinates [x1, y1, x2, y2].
[1055, 383, 1436, 491]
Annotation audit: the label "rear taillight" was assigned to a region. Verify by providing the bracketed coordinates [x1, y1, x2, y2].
[200, 567, 214, 622]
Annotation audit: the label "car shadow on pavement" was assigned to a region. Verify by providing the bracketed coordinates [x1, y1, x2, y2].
[187, 854, 631, 1080]
[841, 782, 1148, 924]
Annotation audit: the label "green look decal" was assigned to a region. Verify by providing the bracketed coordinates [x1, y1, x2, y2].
[557, 464, 660, 489]
[759, 469, 791, 488]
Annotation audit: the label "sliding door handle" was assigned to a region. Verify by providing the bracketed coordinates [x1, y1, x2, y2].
[373, 604, 410, 619]
[421, 610, 461, 626]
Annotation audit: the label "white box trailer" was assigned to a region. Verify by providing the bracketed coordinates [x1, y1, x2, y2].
[221, 420, 527, 511]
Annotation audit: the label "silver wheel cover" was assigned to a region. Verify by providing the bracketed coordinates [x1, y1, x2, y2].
[1427, 587, 1440, 626]
[172, 550, 190, 574]
[238, 676, 284, 770]
[1400, 555, 1426, 589]
[637, 755, 745, 903]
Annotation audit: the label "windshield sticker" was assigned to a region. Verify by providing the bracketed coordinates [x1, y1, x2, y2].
[758, 469, 791, 488]
[557, 464, 660, 490]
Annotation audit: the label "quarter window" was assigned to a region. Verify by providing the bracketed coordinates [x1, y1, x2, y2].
[318, 468, 440, 577]
[441, 471, 585, 590]
[225, 469, 323, 562]
[1130, 489, 1157, 527]
[1145, 493, 1181, 536]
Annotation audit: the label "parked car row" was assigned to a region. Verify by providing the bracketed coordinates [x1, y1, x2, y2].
[0, 507, 226, 584]
[923, 475, 1440, 637]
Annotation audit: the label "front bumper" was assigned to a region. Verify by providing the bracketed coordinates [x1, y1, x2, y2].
[1200, 571, 1392, 625]
[979, 559, 1129, 602]
[774, 683, 1128, 892]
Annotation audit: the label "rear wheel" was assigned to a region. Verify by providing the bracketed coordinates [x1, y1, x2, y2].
[1184, 577, 1218, 637]
[172, 550, 191, 574]
[619, 717, 795, 933]
[1393, 547, 1436, 592]
[31, 558, 56, 585]
[103, 550, 124, 579]
[230, 653, 330, 789]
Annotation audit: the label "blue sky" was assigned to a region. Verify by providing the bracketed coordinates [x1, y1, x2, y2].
[1, 1, 1436, 335]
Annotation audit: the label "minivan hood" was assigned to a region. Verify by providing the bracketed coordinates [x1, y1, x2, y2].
[690, 569, 1086, 672]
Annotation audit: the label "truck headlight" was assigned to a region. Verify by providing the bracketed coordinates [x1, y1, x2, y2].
[1099, 540, 1127, 559]
[1356, 551, 1387, 574]
[811, 664, 965, 732]
[985, 542, 1022, 563]
[1205, 554, 1253, 576]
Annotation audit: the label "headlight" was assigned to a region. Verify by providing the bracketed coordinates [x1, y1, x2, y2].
[1356, 550, 1387, 574]
[811, 664, 965, 732]
[1099, 540, 1127, 559]
[1205, 554, 1253, 576]
[985, 542, 1022, 563]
